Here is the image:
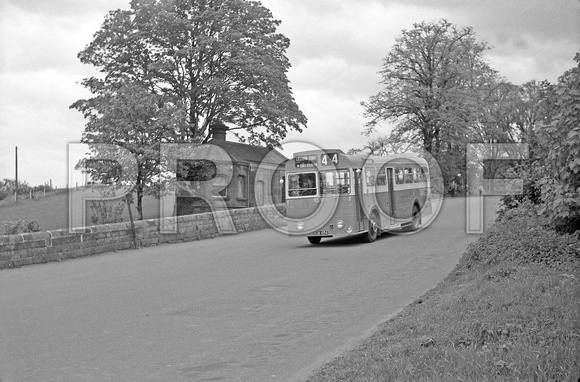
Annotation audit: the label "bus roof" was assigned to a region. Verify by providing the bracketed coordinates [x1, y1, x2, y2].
[365, 153, 428, 166]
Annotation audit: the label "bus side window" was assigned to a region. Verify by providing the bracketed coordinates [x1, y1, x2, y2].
[338, 170, 351, 195]
[396, 168, 404, 184]
[404, 167, 414, 183]
[376, 168, 387, 187]
[365, 168, 376, 186]
[412, 167, 419, 183]
[320, 171, 334, 194]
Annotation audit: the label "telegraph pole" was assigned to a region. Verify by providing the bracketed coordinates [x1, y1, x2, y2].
[15, 146, 18, 203]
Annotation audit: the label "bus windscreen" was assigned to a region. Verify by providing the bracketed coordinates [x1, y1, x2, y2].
[287, 172, 317, 197]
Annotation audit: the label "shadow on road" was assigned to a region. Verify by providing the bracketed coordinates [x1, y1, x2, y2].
[293, 230, 401, 248]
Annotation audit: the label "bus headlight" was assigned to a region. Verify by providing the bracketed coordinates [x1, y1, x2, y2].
[346, 226, 353, 233]
[336, 220, 344, 229]
[297, 222, 305, 231]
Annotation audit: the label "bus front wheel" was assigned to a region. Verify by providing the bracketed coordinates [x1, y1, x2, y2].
[308, 236, 322, 244]
[364, 213, 379, 243]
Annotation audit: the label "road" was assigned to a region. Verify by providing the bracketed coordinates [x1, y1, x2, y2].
[0, 196, 499, 382]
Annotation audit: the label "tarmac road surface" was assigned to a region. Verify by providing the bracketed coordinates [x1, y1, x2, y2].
[0, 196, 499, 381]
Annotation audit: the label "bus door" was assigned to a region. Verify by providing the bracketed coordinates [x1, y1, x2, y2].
[387, 168, 397, 218]
[354, 168, 364, 231]
[362, 166, 376, 223]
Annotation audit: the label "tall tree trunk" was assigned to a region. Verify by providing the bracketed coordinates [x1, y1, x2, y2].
[136, 172, 144, 220]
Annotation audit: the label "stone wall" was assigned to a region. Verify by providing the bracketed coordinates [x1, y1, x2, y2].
[0, 205, 286, 269]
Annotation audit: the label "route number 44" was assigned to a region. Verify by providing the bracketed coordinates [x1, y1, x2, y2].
[321, 153, 339, 166]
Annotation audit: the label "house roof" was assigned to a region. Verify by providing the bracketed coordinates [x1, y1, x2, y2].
[207, 139, 287, 165]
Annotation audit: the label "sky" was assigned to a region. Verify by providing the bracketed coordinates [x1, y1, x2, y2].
[0, 0, 578, 188]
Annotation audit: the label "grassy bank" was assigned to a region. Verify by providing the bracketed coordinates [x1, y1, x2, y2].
[0, 191, 160, 232]
[307, 204, 580, 381]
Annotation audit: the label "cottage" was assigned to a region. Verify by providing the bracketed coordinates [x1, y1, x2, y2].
[176, 123, 287, 215]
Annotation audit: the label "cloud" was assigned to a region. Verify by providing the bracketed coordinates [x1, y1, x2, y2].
[0, 69, 87, 186]
[394, 0, 578, 43]
[289, 56, 380, 101]
[282, 87, 381, 153]
[489, 37, 578, 84]
[387, 0, 580, 84]
[270, 0, 450, 65]
[0, 0, 128, 74]
[272, 0, 579, 85]
[2, 0, 129, 17]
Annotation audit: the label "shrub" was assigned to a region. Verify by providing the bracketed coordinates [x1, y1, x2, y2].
[497, 176, 542, 220]
[465, 202, 579, 270]
[535, 52, 580, 231]
[2, 220, 41, 235]
[26, 221, 40, 232]
[88, 201, 125, 225]
[0, 189, 9, 202]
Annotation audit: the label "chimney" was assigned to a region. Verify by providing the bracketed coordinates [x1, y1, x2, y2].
[209, 122, 228, 141]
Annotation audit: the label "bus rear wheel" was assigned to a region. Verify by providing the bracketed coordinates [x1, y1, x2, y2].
[364, 213, 379, 243]
[307, 236, 322, 244]
[410, 204, 421, 231]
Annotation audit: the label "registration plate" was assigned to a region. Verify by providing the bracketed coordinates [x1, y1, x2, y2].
[312, 230, 329, 236]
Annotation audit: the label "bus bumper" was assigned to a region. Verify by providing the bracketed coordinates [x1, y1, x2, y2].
[286, 216, 359, 237]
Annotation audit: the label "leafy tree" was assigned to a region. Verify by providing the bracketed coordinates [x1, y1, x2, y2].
[493, 80, 559, 216]
[74, 0, 306, 147]
[477, 80, 554, 150]
[72, 0, 307, 219]
[72, 82, 183, 220]
[349, 130, 418, 156]
[511, 81, 555, 147]
[536, 52, 580, 230]
[475, 81, 521, 143]
[362, 19, 499, 183]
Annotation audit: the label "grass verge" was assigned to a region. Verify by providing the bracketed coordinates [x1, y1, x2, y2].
[306, 203, 580, 381]
[0, 192, 160, 232]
